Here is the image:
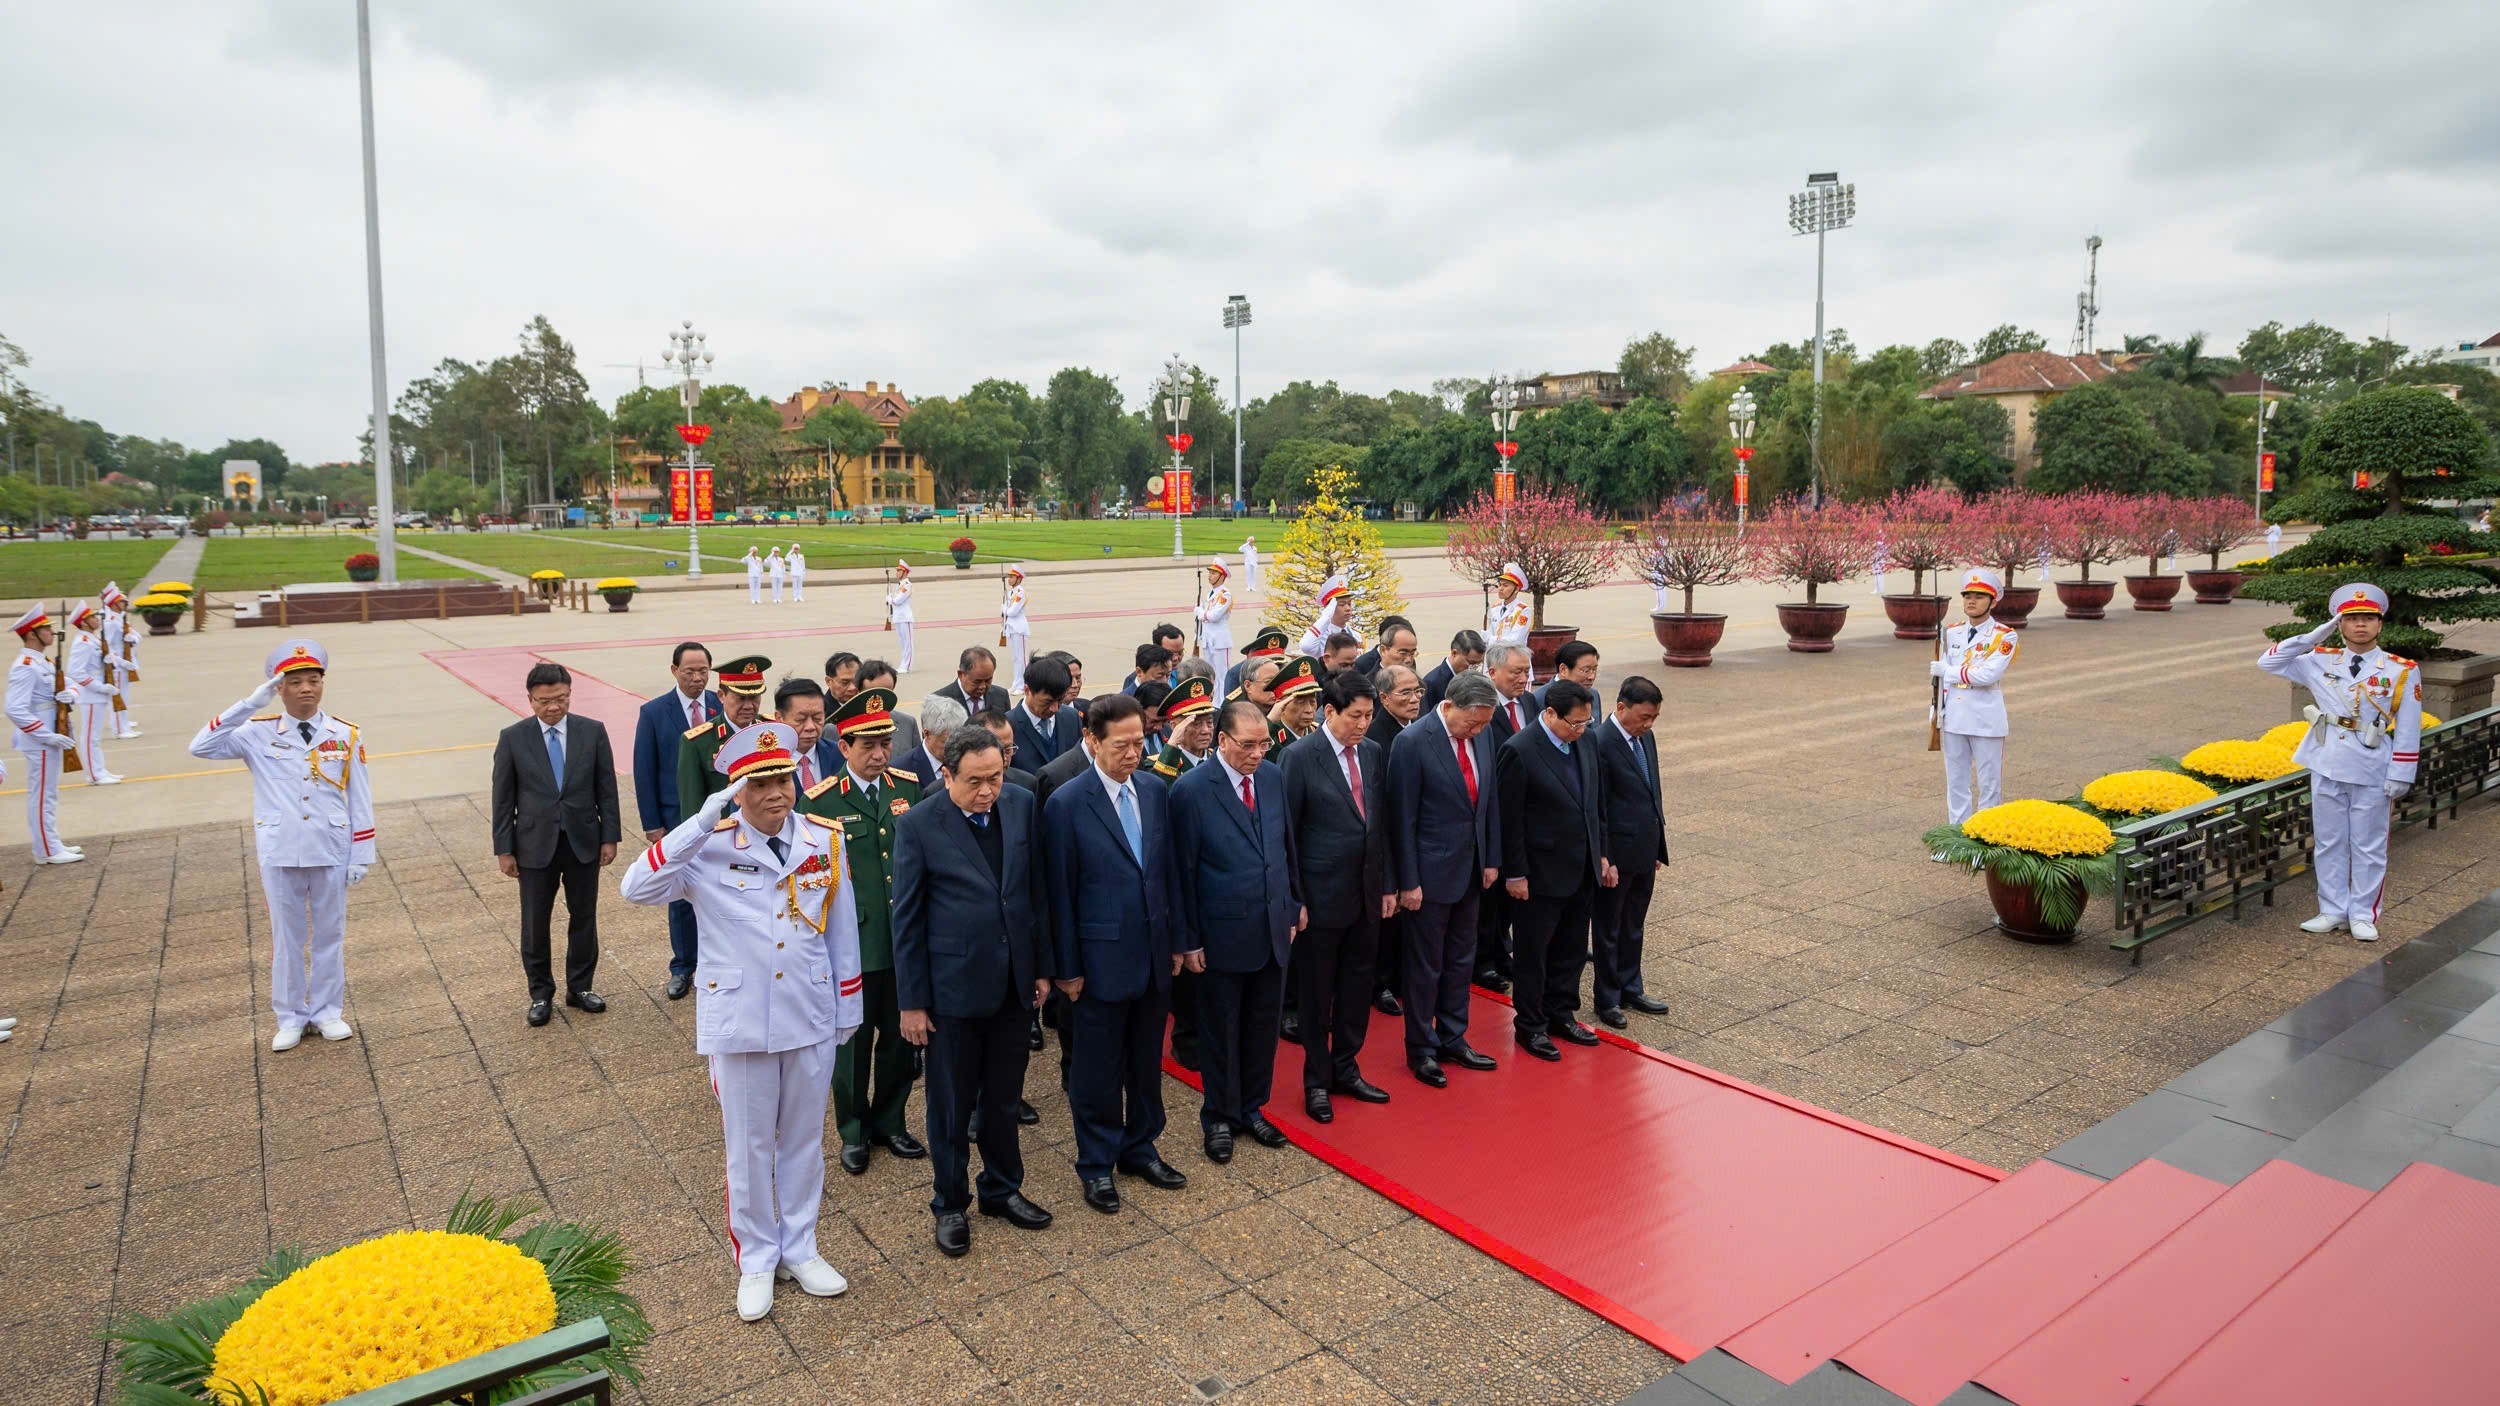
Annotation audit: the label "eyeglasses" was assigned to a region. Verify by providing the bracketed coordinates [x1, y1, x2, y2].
[1550, 712, 1592, 733]
[1224, 733, 1272, 753]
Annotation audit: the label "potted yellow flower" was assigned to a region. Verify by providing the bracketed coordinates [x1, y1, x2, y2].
[597, 577, 640, 611]
[2172, 739, 2300, 791]
[2073, 768, 2217, 825]
[1921, 799, 2119, 943]
[529, 567, 565, 600]
[132, 591, 190, 635]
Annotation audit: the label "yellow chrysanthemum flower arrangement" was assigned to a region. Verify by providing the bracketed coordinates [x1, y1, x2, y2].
[1959, 799, 2115, 858]
[149, 580, 195, 596]
[529, 569, 566, 582]
[2424, 713, 2443, 731]
[1921, 800, 2119, 932]
[211, 1231, 554, 1406]
[132, 592, 189, 612]
[2080, 770, 2218, 819]
[594, 577, 640, 592]
[2178, 739, 2300, 787]
[2259, 721, 2310, 752]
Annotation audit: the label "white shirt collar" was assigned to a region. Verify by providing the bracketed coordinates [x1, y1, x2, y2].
[1215, 753, 1255, 793]
[1611, 714, 1638, 746]
[1094, 763, 1134, 806]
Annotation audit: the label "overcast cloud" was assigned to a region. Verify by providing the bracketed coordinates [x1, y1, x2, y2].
[5, 0, 2495, 462]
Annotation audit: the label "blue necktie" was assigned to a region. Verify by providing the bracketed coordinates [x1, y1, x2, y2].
[1116, 784, 1143, 864]
[545, 723, 565, 777]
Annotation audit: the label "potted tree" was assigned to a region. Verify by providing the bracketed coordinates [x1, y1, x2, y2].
[1639, 504, 1753, 667]
[1970, 488, 2053, 627]
[344, 551, 380, 583]
[1875, 486, 1969, 640]
[2245, 386, 2500, 716]
[948, 536, 977, 569]
[596, 577, 640, 611]
[2177, 495, 2262, 603]
[1921, 799, 2120, 944]
[2050, 491, 2135, 619]
[1445, 482, 1619, 677]
[1752, 496, 1867, 652]
[2120, 493, 2186, 611]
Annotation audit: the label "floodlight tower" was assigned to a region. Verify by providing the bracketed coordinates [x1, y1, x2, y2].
[1787, 172, 1856, 507]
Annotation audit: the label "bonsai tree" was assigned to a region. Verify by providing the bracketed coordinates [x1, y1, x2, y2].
[1749, 496, 1868, 605]
[1971, 488, 2055, 586]
[1444, 481, 1619, 628]
[1264, 464, 1408, 633]
[2245, 387, 2500, 654]
[2123, 493, 2186, 577]
[2176, 495, 2261, 570]
[1639, 504, 1754, 615]
[2049, 491, 2138, 583]
[1874, 485, 1970, 597]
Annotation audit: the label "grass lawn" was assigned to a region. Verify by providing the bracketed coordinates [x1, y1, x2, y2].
[394, 529, 712, 580]
[0, 540, 187, 600]
[541, 518, 1450, 569]
[196, 537, 479, 593]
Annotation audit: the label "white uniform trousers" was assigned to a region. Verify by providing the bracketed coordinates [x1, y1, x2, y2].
[893, 623, 915, 674]
[2310, 775, 2392, 925]
[20, 745, 65, 859]
[710, 1039, 840, 1275]
[1203, 640, 1232, 683]
[768, 567, 784, 603]
[1005, 630, 1030, 698]
[261, 863, 348, 1026]
[76, 704, 114, 782]
[747, 569, 762, 604]
[789, 570, 804, 602]
[1941, 732, 2004, 825]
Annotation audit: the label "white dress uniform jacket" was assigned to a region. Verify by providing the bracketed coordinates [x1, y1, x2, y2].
[1486, 595, 1531, 651]
[787, 548, 806, 601]
[66, 629, 116, 780]
[885, 577, 914, 624]
[8, 646, 72, 859]
[189, 701, 378, 868]
[1196, 582, 1233, 675]
[2260, 623, 2424, 927]
[102, 607, 138, 728]
[1935, 619, 2018, 739]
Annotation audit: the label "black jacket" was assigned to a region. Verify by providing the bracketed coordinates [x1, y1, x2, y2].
[1011, 703, 1081, 770]
[1280, 730, 1394, 924]
[1386, 706, 1501, 904]
[892, 785, 1049, 1017]
[934, 679, 1013, 719]
[1496, 722, 1607, 897]
[1420, 658, 1459, 712]
[1036, 743, 1093, 804]
[1593, 718, 1669, 868]
[492, 715, 621, 868]
[1365, 707, 1409, 756]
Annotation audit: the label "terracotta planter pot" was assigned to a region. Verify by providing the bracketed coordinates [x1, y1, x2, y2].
[1526, 625, 1581, 681]
[1984, 868, 2087, 945]
[2124, 574, 2183, 611]
[1881, 593, 1950, 640]
[1990, 584, 2042, 628]
[2054, 578, 2116, 620]
[2186, 568, 2245, 604]
[1773, 602, 1850, 653]
[1650, 612, 1727, 668]
[602, 591, 636, 612]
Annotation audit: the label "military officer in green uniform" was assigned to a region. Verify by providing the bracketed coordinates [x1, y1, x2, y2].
[677, 655, 771, 812]
[1146, 676, 1218, 782]
[805, 686, 928, 1175]
[1267, 655, 1322, 756]
[1223, 627, 1292, 701]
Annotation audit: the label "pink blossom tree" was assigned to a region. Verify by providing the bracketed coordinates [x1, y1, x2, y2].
[2123, 493, 2189, 577]
[1971, 488, 2057, 586]
[1639, 504, 1755, 615]
[1445, 483, 1621, 628]
[1874, 486, 1973, 597]
[1750, 496, 1870, 605]
[2175, 495, 2262, 570]
[2051, 491, 2140, 583]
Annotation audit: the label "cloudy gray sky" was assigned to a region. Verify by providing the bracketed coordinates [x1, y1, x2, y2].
[6, 0, 2495, 463]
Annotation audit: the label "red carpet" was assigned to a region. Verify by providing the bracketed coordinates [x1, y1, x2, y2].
[1166, 996, 2000, 1361]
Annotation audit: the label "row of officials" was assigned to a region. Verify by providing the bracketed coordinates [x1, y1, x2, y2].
[621, 640, 1671, 1322]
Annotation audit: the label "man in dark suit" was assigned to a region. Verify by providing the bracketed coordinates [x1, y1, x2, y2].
[1350, 615, 1414, 679]
[894, 726, 1055, 1257]
[1280, 672, 1396, 1121]
[1591, 676, 1671, 1027]
[1418, 630, 1484, 713]
[933, 645, 1012, 719]
[1474, 641, 1536, 992]
[1366, 663, 1422, 1017]
[630, 641, 717, 999]
[1387, 671, 1504, 1087]
[1496, 677, 1611, 1062]
[896, 693, 963, 793]
[1011, 655, 1081, 770]
[1044, 694, 1188, 1213]
[494, 662, 622, 1026]
[1529, 641, 1601, 714]
[773, 677, 839, 792]
[1169, 700, 1301, 1162]
[857, 660, 921, 761]
[978, 712, 1038, 794]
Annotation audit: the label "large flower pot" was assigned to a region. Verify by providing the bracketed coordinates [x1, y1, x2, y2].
[602, 590, 636, 612]
[950, 551, 973, 569]
[1990, 584, 2042, 629]
[1881, 593, 1950, 640]
[1526, 625, 1581, 681]
[1774, 602, 1850, 653]
[346, 566, 379, 583]
[1650, 612, 1727, 668]
[2186, 568, 2246, 604]
[138, 609, 184, 636]
[2054, 578, 2116, 620]
[2124, 574, 2183, 612]
[1984, 869, 2086, 945]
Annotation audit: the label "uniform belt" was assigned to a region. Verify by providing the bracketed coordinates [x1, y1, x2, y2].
[2325, 714, 2358, 729]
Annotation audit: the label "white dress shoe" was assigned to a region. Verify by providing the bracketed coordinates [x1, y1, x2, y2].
[316, 1018, 354, 1042]
[0, 1016, 18, 1031]
[2349, 920, 2381, 942]
[89, 774, 122, 786]
[118, 728, 141, 738]
[272, 1024, 305, 1052]
[2298, 914, 2346, 934]
[38, 851, 85, 865]
[778, 1257, 848, 1297]
[736, 1271, 775, 1321]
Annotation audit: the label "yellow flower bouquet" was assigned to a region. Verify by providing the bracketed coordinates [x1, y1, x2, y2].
[147, 580, 195, 596]
[108, 1192, 647, 1406]
[528, 569, 566, 582]
[2077, 769, 2218, 820]
[1921, 799, 2119, 936]
[2175, 739, 2300, 789]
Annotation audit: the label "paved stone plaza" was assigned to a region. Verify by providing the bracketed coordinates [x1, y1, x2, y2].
[4, 557, 2497, 1402]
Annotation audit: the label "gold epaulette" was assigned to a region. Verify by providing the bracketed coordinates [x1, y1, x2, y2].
[804, 813, 840, 830]
[1147, 757, 1177, 778]
[887, 766, 919, 784]
[684, 720, 714, 740]
[712, 817, 738, 831]
[804, 775, 839, 800]
[2316, 646, 2345, 655]
[251, 712, 279, 722]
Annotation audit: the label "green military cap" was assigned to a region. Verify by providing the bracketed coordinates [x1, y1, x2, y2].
[1272, 654, 1322, 699]
[716, 654, 773, 695]
[1163, 675, 1216, 720]
[833, 686, 899, 739]
[1243, 626, 1291, 657]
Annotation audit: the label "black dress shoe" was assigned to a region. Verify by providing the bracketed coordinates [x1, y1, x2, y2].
[1597, 1007, 1629, 1030]
[934, 1211, 970, 1257]
[1373, 989, 1403, 1016]
[1082, 1177, 1120, 1214]
[1409, 1057, 1447, 1089]
[838, 1143, 871, 1176]
[1280, 1011, 1301, 1043]
[1335, 1075, 1391, 1104]
[565, 990, 606, 1014]
[1203, 1125, 1234, 1164]
[877, 1130, 928, 1160]
[1305, 1089, 1335, 1122]
[665, 973, 693, 1001]
[1472, 969, 1511, 994]
[1171, 1043, 1200, 1073]
[1520, 1032, 1562, 1062]
[1551, 1020, 1600, 1047]
[1122, 1157, 1187, 1190]
[1447, 1045, 1497, 1072]
[978, 1193, 1053, 1230]
[527, 999, 552, 1027]
[1626, 992, 1671, 1016]
[1240, 1113, 1288, 1148]
[1015, 1098, 1039, 1125]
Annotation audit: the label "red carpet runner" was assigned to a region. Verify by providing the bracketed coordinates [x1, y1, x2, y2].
[1167, 996, 2000, 1361]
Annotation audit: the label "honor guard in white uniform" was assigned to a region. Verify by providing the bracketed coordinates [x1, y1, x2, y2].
[619, 721, 863, 1322]
[190, 640, 377, 1049]
[787, 544, 807, 601]
[744, 547, 764, 603]
[101, 582, 141, 737]
[1486, 562, 1531, 651]
[1298, 574, 1355, 658]
[1931, 567, 2018, 830]
[64, 602, 123, 785]
[2260, 582, 2422, 941]
[1239, 535, 1260, 595]
[2265, 522, 2283, 557]
[766, 547, 786, 603]
[1195, 558, 1235, 680]
[884, 560, 916, 673]
[1000, 564, 1031, 691]
[7, 605, 79, 864]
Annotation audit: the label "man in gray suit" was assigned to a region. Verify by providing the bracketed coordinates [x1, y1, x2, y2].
[493, 662, 621, 1027]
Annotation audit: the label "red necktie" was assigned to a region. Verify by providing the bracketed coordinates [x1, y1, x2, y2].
[800, 755, 816, 788]
[1343, 744, 1365, 817]
[689, 697, 702, 727]
[1506, 699, 1521, 731]
[1240, 775, 1256, 812]
[1455, 735, 1477, 804]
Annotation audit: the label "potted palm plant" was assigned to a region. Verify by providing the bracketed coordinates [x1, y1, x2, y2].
[2122, 493, 2186, 611]
[1875, 486, 1968, 640]
[1920, 799, 2119, 944]
[1639, 504, 1753, 667]
[1752, 496, 1866, 652]
[2050, 491, 2135, 619]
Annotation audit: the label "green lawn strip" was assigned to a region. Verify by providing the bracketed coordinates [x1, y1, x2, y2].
[195, 537, 478, 593]
[0, 540, 185, 600]
[543, 519, 1447, 568]
[392, 530, 711, 580]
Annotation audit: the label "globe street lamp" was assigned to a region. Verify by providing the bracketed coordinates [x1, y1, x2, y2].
[1159, 353, 1191, 560]
[1727, 386, 1758, 534]
[1223, 295, 1250, 515]
[661, 322, 714, 578]
[1788, 172, 1855, 507]
[1489, 372, 1522, 541]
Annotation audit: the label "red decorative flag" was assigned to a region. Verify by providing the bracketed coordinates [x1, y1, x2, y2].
[677, 424, 713, 447]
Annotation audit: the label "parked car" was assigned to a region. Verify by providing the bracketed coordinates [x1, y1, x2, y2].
[394, 511, 430, 528]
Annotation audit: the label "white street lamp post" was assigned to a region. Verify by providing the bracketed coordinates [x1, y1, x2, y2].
[355, 0, 398, 582]
[1727, 386, 1758, 535]
[1489, 372, 1522, 543]
[1788, 172, 1855, 508]
[662, 322, 714, 577]
[1223, 295, 1250, 515]
[1159, 353, 1191, 560]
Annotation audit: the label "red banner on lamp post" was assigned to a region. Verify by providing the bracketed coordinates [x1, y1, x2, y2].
[677, 423, 712, 447]
[692, 465, 714, 522]
[1733, 471, 1750, 507]
[669, 465, 691, 524]
[1178, 473, 1194, 514]
[1493, 468, 1516, 505]
[2258, 451, 2276, 492]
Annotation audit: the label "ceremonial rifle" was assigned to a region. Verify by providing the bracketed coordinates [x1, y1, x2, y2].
[1190, 567, 1204, 658]
[110, 613, 129, 722]
[997, 568, 1009, 649]
[1927, 617, 1943, 753]
[53, 601, 82, 774]
[882, 568, 893, 632]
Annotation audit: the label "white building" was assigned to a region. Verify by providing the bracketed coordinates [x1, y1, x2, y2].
[2436, 333, 2500, 375]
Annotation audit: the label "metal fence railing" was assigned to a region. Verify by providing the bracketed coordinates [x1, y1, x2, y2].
[335, 1317, 614, 1406]
[2110, 706, 2500, 961]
